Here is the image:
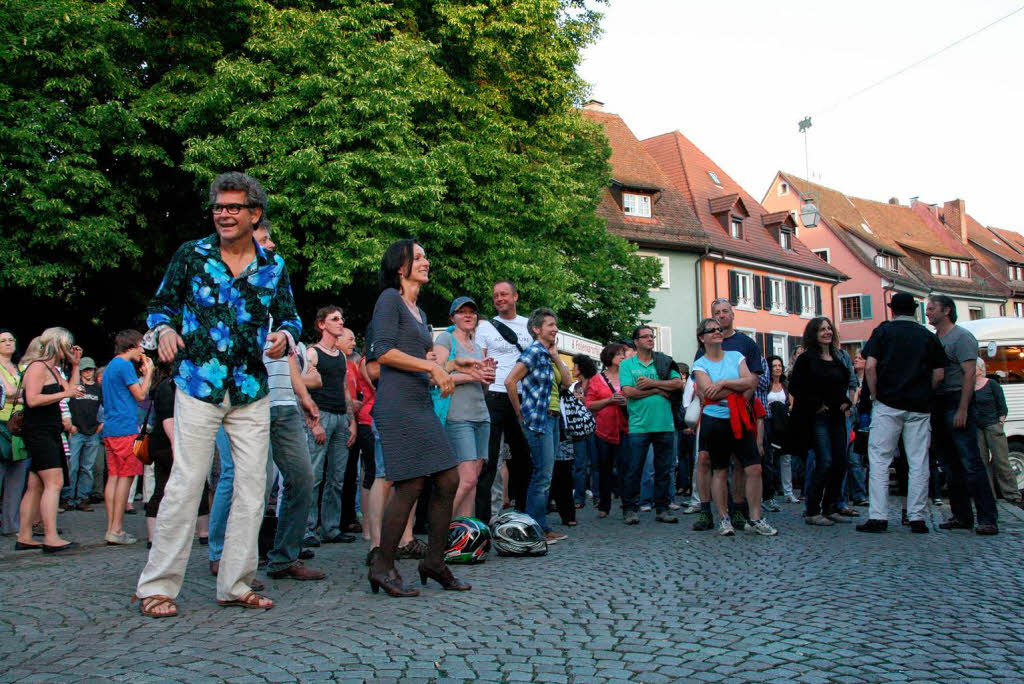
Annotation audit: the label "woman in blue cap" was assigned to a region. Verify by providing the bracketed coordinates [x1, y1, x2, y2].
[433, 296, 496, 518]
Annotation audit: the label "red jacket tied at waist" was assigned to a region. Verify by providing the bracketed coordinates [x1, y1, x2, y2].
[727, 393, 754, 439]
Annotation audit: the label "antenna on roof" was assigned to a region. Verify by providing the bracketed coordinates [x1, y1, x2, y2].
[798, 116, 819, 227]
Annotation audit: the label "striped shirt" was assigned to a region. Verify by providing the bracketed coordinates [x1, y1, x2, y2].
[263, 342, 305, 408]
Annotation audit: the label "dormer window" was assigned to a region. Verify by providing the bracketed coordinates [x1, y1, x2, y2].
[1009, 265, 1024, 281]
[730, 218, 743, 239]
[708, 171, 722, 186]
[930, 257, 970, 279]
[622, 192, 651, 218]
[874, 254, 899, 272]
[778, 182, 789, 196]
[779, 229, 792, 250]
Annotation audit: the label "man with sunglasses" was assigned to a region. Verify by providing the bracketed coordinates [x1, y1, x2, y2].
[134, 172, 302, 617]
[687, 298, 765, 531]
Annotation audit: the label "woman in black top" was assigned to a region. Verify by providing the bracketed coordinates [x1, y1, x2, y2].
[16, 327, 82, 553]
[789, 317, 851, 526]
[367, 240, 479, 597]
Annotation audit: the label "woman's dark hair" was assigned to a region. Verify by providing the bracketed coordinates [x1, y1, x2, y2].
[151, 358, 177, 393]
[0, 328, 19, 364]
[572, 354, 597, 379]
[379, 239, 418, 293]
[802, 316, 838, 357]
[600, 343, 625, 367]
[766, 355, 787, 386]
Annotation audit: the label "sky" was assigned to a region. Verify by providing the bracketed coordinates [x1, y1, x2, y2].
[579, 0, 1024, 233]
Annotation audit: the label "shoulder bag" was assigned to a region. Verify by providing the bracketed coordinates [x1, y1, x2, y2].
[489, 319, 525, 353]
[133, 397, 155, 465]
[430, 327, 458, 424]
[559, 386, 596, 440]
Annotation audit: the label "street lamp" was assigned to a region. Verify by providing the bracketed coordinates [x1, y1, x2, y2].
[800, 196, 820, 227]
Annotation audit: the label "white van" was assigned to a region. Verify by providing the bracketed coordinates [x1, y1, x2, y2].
[960, 317, 1024, 490]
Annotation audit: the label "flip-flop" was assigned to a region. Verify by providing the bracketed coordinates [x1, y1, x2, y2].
[132, 594, 178, 619]
[217, 591, 273, 610]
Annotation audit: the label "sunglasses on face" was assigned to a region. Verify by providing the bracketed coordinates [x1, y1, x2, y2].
[701, 327, 723, 335]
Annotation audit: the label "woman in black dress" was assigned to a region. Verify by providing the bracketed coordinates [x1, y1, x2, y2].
[367, 240, 480, 597]
[15, 326, 82, 553]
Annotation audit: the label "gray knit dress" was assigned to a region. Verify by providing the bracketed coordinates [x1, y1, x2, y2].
[368, 288, 456, 481]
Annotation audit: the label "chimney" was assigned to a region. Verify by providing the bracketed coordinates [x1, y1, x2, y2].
[583, 99, 605, 112]
[943, 198, 967, 244]
[888, 197, 899, 205]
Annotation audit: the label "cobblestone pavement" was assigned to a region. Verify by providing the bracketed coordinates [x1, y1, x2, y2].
[4, 498, 1024, 683]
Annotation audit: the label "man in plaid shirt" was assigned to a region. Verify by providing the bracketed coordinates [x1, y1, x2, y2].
[505, 308, 571, 543]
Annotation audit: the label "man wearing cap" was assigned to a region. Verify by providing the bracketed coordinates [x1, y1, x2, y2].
[856, 293, 946, 533]
[63, 356, 104, 511]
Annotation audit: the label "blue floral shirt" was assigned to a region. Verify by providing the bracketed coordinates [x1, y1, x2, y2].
[517, 340, 554, 434]
[146, 234, 302, 406]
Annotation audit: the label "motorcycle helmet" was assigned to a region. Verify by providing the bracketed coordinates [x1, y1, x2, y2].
[444, 516, 491, 564]
[489, 511, 548, 557]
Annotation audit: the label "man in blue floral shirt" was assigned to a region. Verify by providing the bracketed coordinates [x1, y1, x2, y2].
[135, 172, 301, 617]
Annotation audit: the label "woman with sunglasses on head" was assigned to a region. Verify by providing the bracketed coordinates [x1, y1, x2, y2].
[789, 316, 852, 526]
[15, 327, 83, 552]
[691, 319, 777, 537]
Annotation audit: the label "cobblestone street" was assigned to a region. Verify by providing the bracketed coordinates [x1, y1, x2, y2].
[3, 499, 1024, 683]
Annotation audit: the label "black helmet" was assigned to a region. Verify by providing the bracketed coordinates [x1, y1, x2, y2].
[444, 516, 491, 564]
[489, 511, 548, 557]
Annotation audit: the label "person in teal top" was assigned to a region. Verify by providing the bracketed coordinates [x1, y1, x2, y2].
[619, 325, 683, 525]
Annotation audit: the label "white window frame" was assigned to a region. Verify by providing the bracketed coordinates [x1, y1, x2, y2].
[768, 277, 786, 315]
[1016, 302, 1024, 317]
[622, 192, 651, 218]
[778, 182, 789, 196]
[770, 332, 788, 360]
[799, 282, 815, 318]
[730, 218, 743, 239]
[708, 171, 722, 186]
[839, 294, 863, 322]
[648, 323, 672, 355]
[779, 230, 791, 250]
[813, 248, 830, 263]
[735, 272, 755, 311]
[636, 251, 670, 290]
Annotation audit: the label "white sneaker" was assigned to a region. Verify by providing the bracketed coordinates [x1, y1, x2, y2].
[717, 518, 735, 536]
[668, 502, 681, 510]
[746, 518, 778, 536]
[639, 504, 652, 513]
[785, 494, 801, 504]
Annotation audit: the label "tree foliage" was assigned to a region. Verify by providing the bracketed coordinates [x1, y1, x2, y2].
[1, 0, 658, 348]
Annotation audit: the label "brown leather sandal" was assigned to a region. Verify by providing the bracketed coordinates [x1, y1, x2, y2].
[217, 591, 274, 610]
[132, 594, 178, 619]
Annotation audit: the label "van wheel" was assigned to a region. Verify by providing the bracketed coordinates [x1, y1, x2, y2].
[1008, 439, 1024, 493]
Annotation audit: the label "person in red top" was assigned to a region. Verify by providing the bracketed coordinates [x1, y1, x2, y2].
[351, 334, 377, 544]
[584, 343, 629, 518]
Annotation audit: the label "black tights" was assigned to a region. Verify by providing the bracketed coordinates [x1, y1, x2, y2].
[374, 466, 459, 574]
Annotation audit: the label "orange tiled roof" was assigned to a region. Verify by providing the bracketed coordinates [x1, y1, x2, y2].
[644, 133, 844, 280]
[965, 217, 1022, 263]
[581, 110, 707, 250]
[853, 198, 968, 260]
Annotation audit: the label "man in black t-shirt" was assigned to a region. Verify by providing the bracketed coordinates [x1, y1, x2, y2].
[63, 357, 104, 511]
[856, 293, 946, 533]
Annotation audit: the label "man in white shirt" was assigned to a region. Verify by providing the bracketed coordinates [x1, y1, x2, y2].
[474, 280, 534, 522]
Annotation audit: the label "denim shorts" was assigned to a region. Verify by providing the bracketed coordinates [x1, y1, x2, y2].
[446, 420, 490, 463]
[371, 420, 386, 480]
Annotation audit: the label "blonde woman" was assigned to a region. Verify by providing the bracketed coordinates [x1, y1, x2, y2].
[15, 327, 83, 553]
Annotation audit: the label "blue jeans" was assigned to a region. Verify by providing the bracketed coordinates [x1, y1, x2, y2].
[522, 414, 558, 532]
[805, 413, 847, 517]
[446, 420, 491, 463]
[623, 432, 674, 513]
[932, 396, 997, 526]
[266, 405, 316, 573]
[306, 410, 350, 541]
[208, 427, 234, 562]
[572, 434, 598, 505]
[63, 431, 102, 504]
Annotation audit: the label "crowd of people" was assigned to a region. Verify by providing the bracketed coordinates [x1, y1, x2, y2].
[0, 172, 1017, 619]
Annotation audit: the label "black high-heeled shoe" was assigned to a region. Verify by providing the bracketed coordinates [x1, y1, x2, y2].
[418, 563, 471, 591]
[367, 568, 420, 597]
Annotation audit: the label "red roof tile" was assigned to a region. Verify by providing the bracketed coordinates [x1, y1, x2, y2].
[581, 110, 707, 250]
[644, 133, 844, 280]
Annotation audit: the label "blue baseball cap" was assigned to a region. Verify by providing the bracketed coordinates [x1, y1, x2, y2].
[449, 296, 478, 316]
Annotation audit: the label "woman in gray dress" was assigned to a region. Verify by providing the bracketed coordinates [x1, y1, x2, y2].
[367, 240, 479, 597]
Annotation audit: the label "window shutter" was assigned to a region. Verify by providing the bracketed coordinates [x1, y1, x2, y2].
[752, 276, 762, 309]
[762, 276, 772, 311]
[814, 286, 823, 316]
[757, 332, 768, 357]
[860, 294, 872, 320]
[728, 270, 738, 306]
[660, 326, 672, 356]
[786, 282, 799, 314]
[918, 301, 926, 324]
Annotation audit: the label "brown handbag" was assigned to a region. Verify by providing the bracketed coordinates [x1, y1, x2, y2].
[133, 399, 154, 465]
[6, 370, 25, 435]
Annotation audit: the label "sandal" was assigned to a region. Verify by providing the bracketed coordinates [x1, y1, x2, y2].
[132, 594, 178, 619]
[217, 591, 274, 610]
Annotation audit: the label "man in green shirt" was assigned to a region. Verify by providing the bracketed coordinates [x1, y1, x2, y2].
[620, 325, 683, 525]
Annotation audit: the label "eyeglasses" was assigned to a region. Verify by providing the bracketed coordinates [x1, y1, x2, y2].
[701, 327, 723, 335]
[210, 203, 255, 215]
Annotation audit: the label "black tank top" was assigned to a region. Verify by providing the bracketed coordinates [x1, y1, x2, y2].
[23, 361, 64, 431]
[309, 345, 347, 414]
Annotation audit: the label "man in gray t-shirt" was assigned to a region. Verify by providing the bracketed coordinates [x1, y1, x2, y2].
[925, 295, 997, 533]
